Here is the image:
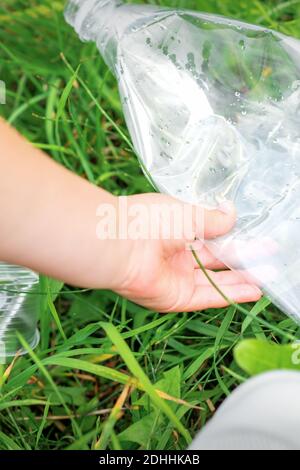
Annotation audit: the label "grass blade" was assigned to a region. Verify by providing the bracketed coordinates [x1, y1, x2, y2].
[100, 322, 192, 445]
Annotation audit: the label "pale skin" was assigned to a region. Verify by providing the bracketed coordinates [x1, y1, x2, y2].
[0, 119, 262, 312]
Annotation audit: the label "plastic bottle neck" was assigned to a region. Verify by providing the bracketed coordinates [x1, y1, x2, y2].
[65, 0, 165, 71]
[65, 0, 122, 42]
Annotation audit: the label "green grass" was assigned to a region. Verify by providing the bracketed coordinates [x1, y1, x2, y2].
[1, 0, 300, 451]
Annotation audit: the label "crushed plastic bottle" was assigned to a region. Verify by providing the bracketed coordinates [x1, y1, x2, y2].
[0, 263, 40, 359]
[65, 0, 300, 322]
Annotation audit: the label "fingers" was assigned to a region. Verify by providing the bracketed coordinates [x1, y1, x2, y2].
[194, 269, 252, 286]
[142, 194, 236, 243]
[202, 201, 236, 239]
[191, 243, 228, 270]
[181, 283, 262, 312]
[194, 265, 277, 288]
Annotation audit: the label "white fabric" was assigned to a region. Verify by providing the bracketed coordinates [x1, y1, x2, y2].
[190, 371, 300, 450]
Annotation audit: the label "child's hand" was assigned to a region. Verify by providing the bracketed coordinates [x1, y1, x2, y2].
[0, 120, 261, 312]
[109, 193, 262, 312]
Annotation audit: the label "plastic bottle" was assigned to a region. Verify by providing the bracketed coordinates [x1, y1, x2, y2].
[65, 0, 300, 322]
[0, 263, 40, 360]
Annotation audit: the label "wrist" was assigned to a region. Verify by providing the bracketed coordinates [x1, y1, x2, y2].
[92, 193, 132, 292]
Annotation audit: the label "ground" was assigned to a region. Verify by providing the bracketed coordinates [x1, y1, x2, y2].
[0, 0, 299, 450]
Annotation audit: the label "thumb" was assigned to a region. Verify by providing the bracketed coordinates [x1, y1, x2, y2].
[201, 201, 236, 239]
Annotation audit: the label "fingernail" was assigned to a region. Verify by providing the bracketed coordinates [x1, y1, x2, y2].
[218, 200, 233, 215]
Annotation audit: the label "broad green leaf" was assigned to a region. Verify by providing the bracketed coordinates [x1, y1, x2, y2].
[65, 430, 98, 451]
[234, 339, 300, 376]
[118, 412, 162, 447]
[136, 365, 181, 409]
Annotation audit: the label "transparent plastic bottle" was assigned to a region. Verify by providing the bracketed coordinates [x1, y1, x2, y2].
[0, 263, 40, 360]
[65, 0, 300, 322]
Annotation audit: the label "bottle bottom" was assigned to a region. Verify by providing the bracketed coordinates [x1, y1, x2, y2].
[0, 328, 40, 362]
